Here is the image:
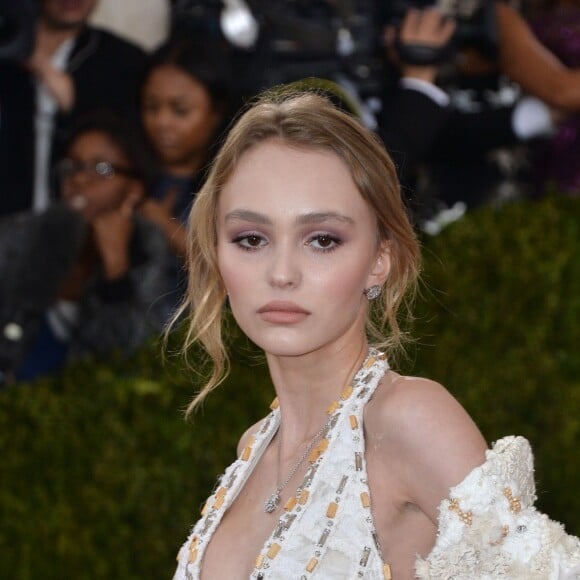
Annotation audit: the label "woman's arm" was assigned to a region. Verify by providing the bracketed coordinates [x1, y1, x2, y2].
[370, 376, 488, 523]
[496, 2, 580, 111]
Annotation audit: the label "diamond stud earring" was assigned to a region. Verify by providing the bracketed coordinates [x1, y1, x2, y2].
[363, 285, 382, 300]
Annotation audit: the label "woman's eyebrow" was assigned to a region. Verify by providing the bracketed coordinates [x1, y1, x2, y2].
[225, 209, 271, 224]
[296, 212, 355, 225]
[224, 210, 354, 226]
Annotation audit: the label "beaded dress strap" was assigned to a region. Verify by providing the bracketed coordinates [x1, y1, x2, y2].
[249, 349, 390, 579]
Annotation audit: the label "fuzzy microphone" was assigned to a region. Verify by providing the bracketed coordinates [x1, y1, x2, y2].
[0, 203, 86, 379]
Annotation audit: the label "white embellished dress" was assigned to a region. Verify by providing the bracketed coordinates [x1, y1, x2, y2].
[173, 351, 580, 579]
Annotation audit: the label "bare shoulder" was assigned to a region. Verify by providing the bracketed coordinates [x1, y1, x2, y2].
[365, 371, 488, 519]
[236, 417, 269, 456]
[367, 372, 483, 437]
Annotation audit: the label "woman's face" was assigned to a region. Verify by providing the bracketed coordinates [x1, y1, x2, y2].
[60, 130, 136, 222]
[217, 140, 390, 358]
[40, 0, 97, 29]
[141, 65, 222, 172]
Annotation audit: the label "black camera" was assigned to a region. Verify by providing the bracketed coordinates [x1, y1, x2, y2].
[0, 0, 36, 63]
[171, 0, 385, 97]
[385, 0, 499, 65]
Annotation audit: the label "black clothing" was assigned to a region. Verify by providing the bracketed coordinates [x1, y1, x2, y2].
[0, 26, 146, 216]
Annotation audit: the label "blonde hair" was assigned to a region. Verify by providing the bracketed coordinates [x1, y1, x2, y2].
[171, 89, 421, 413]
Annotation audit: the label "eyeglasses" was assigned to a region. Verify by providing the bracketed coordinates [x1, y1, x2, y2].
[56, 158, 137, 181]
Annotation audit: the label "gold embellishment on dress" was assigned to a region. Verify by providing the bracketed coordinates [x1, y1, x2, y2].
[361, 492, 371, 508]
[298, 489, 309, 504]
[270, 397, 279, 410]
[341, 385, 353, 400]
[503, 487, 522, 513]
[306, 558, 318, 572]
[490, 524, 510, 546]
[308, 448, 321, 463]
[188, 537, 199, 563]
[349, 415, 358, 429]
[255, 554, 265, 568]
[364, 356, 377, 368]
[383, 563, 393, 580]
[449, 498, 473, 525]
[317, 438, 329, 453]
[212, 486, 227, 509]
[240, 435, 256, 460]
[326, 400, 339, 414]
[267, 543, 281, 559]
[284, 496, 297, 511]
[326, 501, 339, 518]
[201, 500, 209, 515]
[309, 439, 329, 463]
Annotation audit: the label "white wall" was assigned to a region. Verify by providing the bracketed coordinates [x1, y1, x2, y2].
[89, 0, 171, 52]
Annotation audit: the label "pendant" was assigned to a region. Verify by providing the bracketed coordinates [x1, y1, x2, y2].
[264, 492, 280, 513]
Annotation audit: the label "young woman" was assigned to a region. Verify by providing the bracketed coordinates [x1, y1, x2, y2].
[10, 113, 173, 381]
[171, 92, 580, 579]
[139, 38, 234, 256]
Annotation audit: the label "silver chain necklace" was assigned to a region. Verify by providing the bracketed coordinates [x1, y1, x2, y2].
[264, 419, 331, 513]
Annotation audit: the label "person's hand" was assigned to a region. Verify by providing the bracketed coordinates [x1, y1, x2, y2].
[25, 23, 75, 112]
[139, 186, 178, 233]
[92, 192, 140, 280]
[139, 186, 188, 257]
[385, 8, 456, 83]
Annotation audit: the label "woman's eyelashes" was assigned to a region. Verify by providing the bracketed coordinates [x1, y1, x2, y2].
[230, 232, 343, 253]
[231, 232, 266, 250]
[306, 233, 342, 252]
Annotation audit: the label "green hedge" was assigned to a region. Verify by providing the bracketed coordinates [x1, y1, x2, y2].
[0, 196, 578, 579]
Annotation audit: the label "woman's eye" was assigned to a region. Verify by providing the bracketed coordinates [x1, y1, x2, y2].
[173, 105, 191, 117]
[142, 102, 159, 114]
[232, 234, 266, 250]
[308, 234, 341, 252]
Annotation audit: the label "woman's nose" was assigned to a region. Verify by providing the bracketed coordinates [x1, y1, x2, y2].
[267, 244, 301, 289]
[66, 169, 90, 190]
[152, 107, 173, 131]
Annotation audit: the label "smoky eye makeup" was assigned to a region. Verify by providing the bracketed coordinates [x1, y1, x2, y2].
[230, 232, 268, 251]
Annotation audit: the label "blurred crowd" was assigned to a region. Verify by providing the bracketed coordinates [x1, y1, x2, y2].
[0, 0, 579, 383]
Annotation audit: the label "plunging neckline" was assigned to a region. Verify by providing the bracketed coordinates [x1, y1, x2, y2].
[180, 349, 390, 580]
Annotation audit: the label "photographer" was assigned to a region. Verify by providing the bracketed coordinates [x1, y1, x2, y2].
[378, 3, 561, 225]
[0, 0, 146, 217]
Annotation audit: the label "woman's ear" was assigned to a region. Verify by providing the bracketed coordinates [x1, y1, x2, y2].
[366, 241, 391, 288]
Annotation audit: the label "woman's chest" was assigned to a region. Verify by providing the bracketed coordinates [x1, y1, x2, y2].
[199, 458, 287, 580]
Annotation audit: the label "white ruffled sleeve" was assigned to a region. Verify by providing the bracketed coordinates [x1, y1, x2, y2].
[415, 436, 580, 580]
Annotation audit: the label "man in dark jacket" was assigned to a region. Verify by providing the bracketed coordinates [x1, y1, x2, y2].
[0, 0, 146, 216]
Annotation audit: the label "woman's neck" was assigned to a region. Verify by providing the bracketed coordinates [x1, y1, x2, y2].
[164, 152, 207, 178]
[266, 338, 368, 448]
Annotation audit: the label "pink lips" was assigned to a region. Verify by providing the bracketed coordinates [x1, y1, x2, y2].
[257, 301, 310, 324]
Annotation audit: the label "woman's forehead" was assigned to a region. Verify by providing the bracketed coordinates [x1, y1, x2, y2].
[215, 142, 378, 234]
